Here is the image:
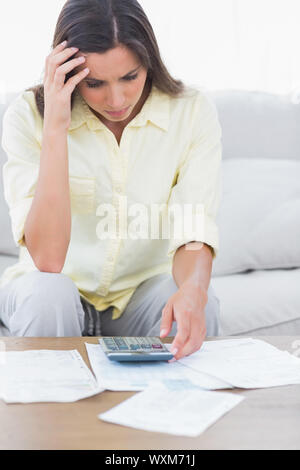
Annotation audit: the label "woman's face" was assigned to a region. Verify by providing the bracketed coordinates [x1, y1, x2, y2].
[75, 45, 149, 124]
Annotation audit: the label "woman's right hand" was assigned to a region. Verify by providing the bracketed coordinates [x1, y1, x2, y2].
[43, 41, 89, 131]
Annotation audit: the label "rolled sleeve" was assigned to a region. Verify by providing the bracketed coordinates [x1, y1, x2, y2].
[1, 93, 40, 247]
[166, 91, 222, 261]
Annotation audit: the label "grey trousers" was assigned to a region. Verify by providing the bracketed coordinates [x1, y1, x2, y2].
[0, 271, 220, 338]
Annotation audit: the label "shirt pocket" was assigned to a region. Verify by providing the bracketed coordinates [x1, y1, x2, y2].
[69, 175, 96, 214]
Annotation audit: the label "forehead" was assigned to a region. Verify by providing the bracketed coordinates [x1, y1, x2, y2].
[77, 46, 141, 78]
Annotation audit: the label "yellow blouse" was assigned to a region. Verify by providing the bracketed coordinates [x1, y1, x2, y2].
[0, 84, 222, 319]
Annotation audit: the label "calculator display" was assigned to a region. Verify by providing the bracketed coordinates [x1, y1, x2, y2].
[99, 336, 174, 362]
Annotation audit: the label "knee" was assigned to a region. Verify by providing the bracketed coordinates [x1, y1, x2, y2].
[19, 271, 79, 305]
[205, 285, 220, 336]
[14, 271, 81, 326]
[7, 271, 84, 336]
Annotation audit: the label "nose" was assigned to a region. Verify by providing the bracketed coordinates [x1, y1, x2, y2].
[106, 87, 126, 111]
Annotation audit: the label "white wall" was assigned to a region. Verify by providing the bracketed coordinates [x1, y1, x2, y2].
[0, 0, 299, 96]
[0, 0, 64, 97]
[140, 0, 300, 95]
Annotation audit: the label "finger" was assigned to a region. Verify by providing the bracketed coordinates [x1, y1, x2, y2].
[54, 56, 86, 88]
[45, 40, 69, 79]
[46, 46, 79, 84]
[160, 302, 174, 338]
[45, 41, 68, 77]
[177, 325, 206, 360]
[53, 40, 68, 52]
[170, 307, 191, 358]
[65, 67, 90, 93]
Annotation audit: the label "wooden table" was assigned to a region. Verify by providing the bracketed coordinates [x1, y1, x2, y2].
[0, 336, 299, 450]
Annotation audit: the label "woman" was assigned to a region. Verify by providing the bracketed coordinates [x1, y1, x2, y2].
[0, 0, 222, 360]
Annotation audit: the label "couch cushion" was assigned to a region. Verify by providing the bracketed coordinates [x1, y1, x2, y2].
[212, 268, 300, 335]
[212, 158, 300, 276]
[0, 180, 19, 257]
[0, 254, 18, 277]
[0, 93, 20, 257]
[0, 254, 18, 336]
[209, 89, 300, 161]
[0, 322, 10, 337]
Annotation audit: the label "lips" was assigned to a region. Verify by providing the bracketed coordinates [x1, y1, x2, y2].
[108, 108, 127, 112]
[106, 107, 129, 116]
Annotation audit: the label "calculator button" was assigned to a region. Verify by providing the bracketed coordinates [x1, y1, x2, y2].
[128, 338, 139, 344]
[113, 339, 128, 350]
[152, 344, 163, 349]
[117, 345, 129, 350]
[107, 344, 118, 351]
[103, 339, 117, 348]
[115, 338, 127, 345]
[105, 339, 115, 344]
[139, 338, 151, 348]
[127, 339, 140, 349]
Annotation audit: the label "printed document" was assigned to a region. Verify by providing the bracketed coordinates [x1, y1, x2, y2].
[99, 379, 244, 437]
[0, 349, 103, 403]
[176, 338, 300, 388]
[85, 342, 232, 391]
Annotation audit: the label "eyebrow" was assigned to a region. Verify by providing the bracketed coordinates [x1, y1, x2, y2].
[84, 66, 141, 83]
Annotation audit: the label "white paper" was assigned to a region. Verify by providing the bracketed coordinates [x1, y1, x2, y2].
[0, 349, 104, 403]
[99, 380, 244, 437]
[177, 338, 300, 389]
[85, 342, 232, 391]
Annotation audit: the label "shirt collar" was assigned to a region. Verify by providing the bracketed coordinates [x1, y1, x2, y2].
[69, 84, 170, 132]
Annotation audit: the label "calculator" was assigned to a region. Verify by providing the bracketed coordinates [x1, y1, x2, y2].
[99, 336, 174, 362]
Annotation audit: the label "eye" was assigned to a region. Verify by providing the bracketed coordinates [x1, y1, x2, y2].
[86, 82, 101, 89]
[124, 73, 138, 81]
[86, 73, 138, 89]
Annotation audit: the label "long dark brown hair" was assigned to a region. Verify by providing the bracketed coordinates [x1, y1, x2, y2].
[27, 0, 187, 119]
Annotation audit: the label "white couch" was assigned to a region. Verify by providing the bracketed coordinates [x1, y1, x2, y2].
[1, 89, 300, 336]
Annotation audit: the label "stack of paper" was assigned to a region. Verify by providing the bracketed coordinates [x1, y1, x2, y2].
[94, 338, 300, 436]
[85, 342, 232, 391]
[174, 338, 300, 389]
[0, 349, 103, 403]
[2, 338, 299, 438]
[87, 338, 300, 392]
[99, 379, 245, 437]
